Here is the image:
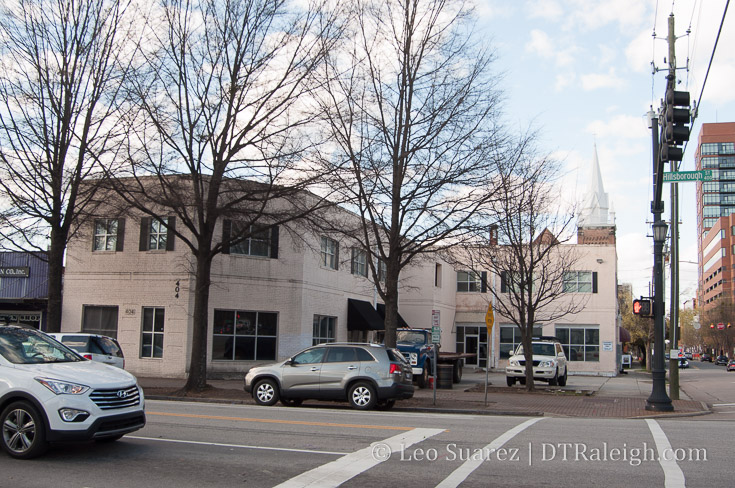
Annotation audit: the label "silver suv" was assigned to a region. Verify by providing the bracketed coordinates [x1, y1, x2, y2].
[0, 325, 145, 459]
[505, 337, 568, 387]
[244, 343, 413, 410]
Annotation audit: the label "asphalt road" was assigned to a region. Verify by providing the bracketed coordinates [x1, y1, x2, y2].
[680, 359, 735, 420]
[1, 363, 733, 487]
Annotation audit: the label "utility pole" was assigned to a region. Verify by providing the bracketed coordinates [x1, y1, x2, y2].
[667, 13, 680, 400]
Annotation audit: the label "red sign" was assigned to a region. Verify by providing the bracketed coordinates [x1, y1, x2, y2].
[718, 323, 725, 330]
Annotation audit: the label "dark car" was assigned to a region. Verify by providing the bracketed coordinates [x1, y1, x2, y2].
[244, 343, 413, 410]
[715, 355, 729, 366]
[701, 353, 712, 362]
[678, 358, 689, 369]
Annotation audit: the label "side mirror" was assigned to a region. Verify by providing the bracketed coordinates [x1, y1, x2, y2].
[285, 359, 293, 366]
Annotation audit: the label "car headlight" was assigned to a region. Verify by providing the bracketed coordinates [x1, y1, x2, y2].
[35, 377, 89, 395]
[509, 359, 519, 366]
[539, 360, 555, 368]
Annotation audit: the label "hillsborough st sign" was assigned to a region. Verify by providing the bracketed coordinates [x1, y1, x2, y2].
[662, 170, 713, 183]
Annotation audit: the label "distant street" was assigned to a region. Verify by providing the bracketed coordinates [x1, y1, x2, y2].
[3, 363, 735, 488]
[681, 359, 735, 420]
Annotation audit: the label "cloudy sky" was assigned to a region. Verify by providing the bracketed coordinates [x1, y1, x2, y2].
[474, 0, 734, 302]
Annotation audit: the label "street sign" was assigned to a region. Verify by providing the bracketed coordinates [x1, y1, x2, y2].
[718, 322, 725, 330]
[662, 170, 713, 183]
[431, 326, 441, 344]
[484, 302, 494, 335]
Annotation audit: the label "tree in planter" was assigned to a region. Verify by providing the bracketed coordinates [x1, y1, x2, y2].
[465, 152, 587, 391]
[109, 0, 341, 392]
[314, 0, 509, 347]
[0, 0, 137, 332]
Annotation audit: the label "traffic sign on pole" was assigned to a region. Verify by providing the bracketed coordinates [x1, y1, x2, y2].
[662, 170, 713, 183]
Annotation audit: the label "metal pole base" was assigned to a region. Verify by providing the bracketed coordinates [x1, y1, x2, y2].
[645, 370, 674, 411]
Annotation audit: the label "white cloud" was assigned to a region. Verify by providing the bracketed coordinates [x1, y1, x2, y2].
[525, 0, 563, 21]
[580, 68, 627, 90]
[525, 29, 578, 67]
[562, 0, 654, 33]
[585, 114, 650, 140]
[555, 72, 576, 91]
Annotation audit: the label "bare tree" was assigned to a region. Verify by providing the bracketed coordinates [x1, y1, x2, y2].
[466, 151, 585, 390]
[109, 0, 341, 392]
[0, 0, 138, 332]
[314, 0, 507, 348]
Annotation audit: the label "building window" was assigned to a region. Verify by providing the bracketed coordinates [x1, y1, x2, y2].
[555, 325, 599, 362]
[141, 307, 164, 358]
[499, 324, 542, 359]
[82, 305, 119, 338]
[377, 259, 387, 283]
[435, 263, 442, 287]
[321, 236, 339, 270]
[231, 223, 270, 256]
[563, 271, 594, 293]
[351, 248, 367, 277]
[457, 271, 481, 292]
[93, 219, 124, 251]
[212, 310, 277, 361]
[313, 315, 336, 345]
[149, 218, 168, 250]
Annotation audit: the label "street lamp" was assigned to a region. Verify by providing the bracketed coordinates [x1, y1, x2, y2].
[647, 219, 674, 411]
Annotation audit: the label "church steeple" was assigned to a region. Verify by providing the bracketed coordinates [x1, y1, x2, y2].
[577, 144, 616, 245]
[578, 144, 613, 227]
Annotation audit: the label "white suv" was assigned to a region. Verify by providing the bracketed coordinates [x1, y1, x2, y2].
[505, 337, 568, 387]
[0, 325, 146, 459]
[46, 332, 125, 369]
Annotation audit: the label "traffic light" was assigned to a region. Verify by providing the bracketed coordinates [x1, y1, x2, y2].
[710, 323, 715, 329]
[633, 298, 652, 317]
[661, 87, 690, 162]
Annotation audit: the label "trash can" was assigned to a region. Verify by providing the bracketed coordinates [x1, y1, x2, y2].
[437, 364, 453, 389]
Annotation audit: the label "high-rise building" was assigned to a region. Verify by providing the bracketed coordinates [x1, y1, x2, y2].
[696, 122, 735, 309]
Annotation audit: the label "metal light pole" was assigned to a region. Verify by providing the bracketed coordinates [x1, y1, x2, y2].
[646, 106, 673, 412]
[646, 219, 674, 411]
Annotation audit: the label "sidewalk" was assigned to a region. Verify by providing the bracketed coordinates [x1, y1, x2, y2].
[138, 367, 710, 419]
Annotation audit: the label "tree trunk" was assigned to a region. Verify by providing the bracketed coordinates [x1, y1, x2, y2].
[521, 326, 535, 391]
[183, 253, 213, 392]
[383, 276, 400, 348]
[45, 228, 66, 333]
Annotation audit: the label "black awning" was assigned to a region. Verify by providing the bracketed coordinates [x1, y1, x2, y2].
[376, 303, 409, 328]
[619, 327, 632, 343]
[347, 299, 385, 331]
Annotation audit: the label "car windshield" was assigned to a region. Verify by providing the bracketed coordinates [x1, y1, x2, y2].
[516, 343, 557, 356]
[396, 331, 426, 344]
[0, 327, 83, 365]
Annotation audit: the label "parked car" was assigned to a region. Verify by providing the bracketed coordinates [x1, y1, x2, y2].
[244, 343, 414, 410]
[46, 333, 124, 369]
[715, 355, 729, 366]
[0, 325, 145, 459]
[685, 352, 693, 360]
[700, 354, 712, 362]
[505, 337, 568, 387]
[727, 360, 735, 372]
[678, 358, 689, 369]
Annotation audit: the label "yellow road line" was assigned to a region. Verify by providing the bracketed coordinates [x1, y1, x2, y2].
[147, 411, 415, 431]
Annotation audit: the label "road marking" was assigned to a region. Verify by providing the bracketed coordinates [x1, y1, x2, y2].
[436, 418, 544, 488]
[273, 428, 444, 488]
[147, 411, 415, 431]
[713, 403, 735, 407]
[126, 435, 345, 455]
[645, 419, 686, 488]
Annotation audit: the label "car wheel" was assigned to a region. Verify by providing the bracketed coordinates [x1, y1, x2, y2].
[549, 368, 559, 386]
[376, 400, 396, 411]
[558, 368, 568, 386]
[452, 362, 463, 383]
[506, 376, 516, 387]
[280, 398, 303, 407]
[519, 377, 526, 385]
[1, 401, 48, 459]
[253, 379, 280, 406]
[348, 382, 377, 410]
[417, 362, 430, 389]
